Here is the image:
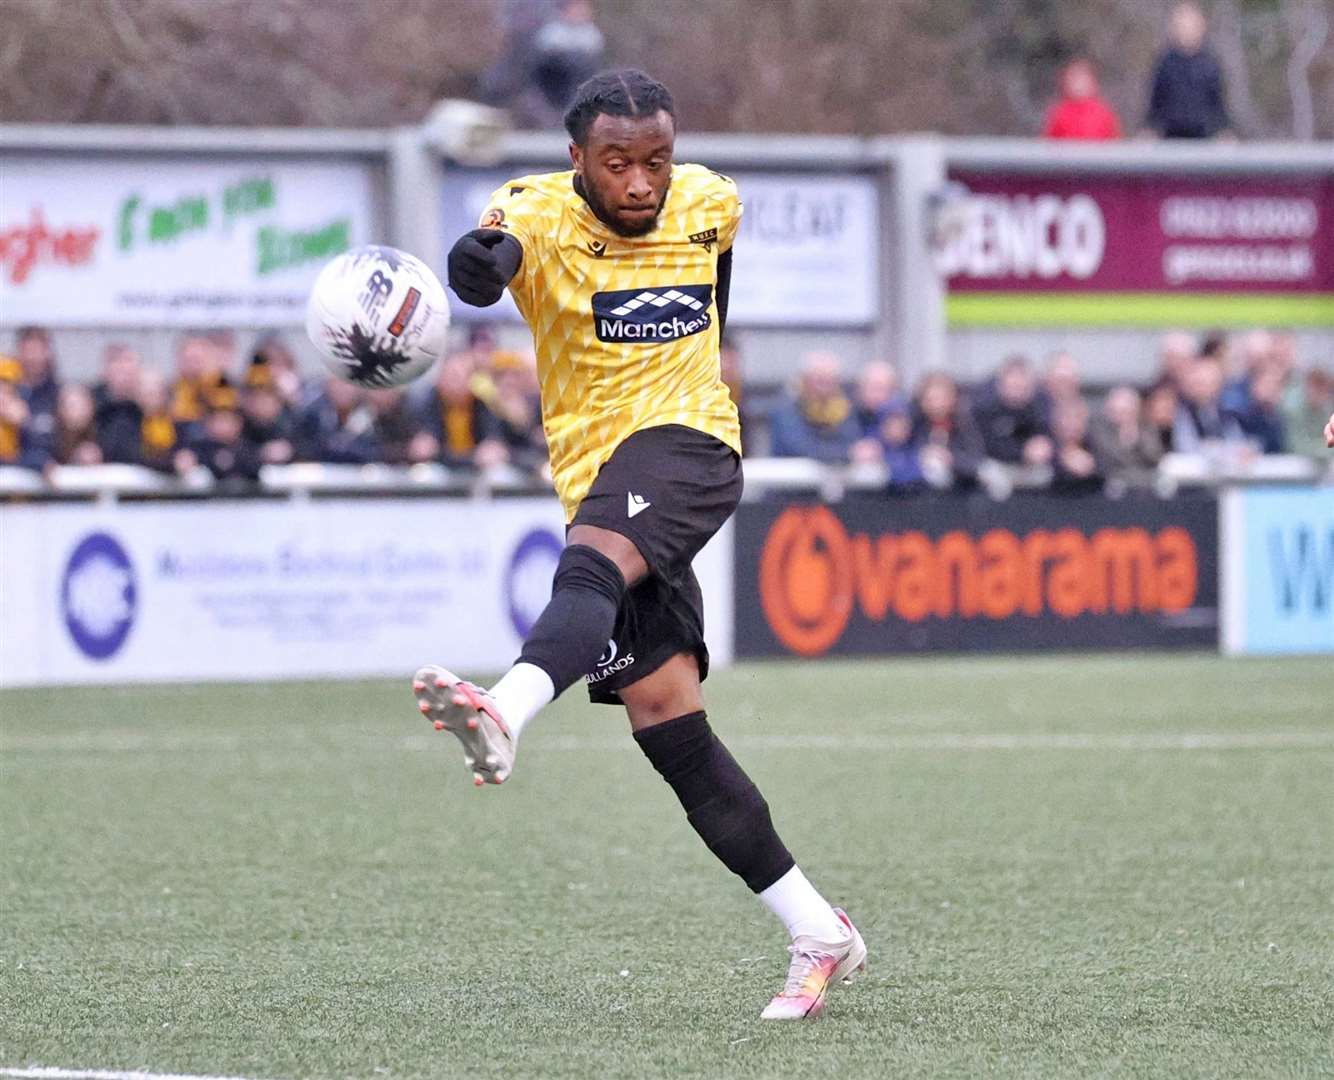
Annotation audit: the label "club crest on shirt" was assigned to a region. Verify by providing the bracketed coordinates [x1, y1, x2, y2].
[689, 227, 718, 252]
[480, 207, 506, 228]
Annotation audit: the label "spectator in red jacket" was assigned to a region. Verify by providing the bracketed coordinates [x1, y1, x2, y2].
[1043, 59, 1122, 141]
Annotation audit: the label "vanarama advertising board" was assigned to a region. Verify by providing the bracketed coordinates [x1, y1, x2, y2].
[0, 155, 377, 326]
[734, 494, 1218, 657]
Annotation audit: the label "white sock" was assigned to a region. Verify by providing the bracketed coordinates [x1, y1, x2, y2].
[758, 866, 848, 942]
[487, 662, 555, 741]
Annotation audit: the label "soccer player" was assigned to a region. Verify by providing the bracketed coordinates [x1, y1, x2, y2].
[416, 69, 865, 1020]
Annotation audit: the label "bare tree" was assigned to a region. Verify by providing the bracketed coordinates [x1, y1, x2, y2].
[0, 0, 1329, 138]
[1283, 0, 1329, 139]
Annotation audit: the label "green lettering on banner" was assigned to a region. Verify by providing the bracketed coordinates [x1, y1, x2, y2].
[223, 177, 276, 224]
[117, 195, 141, 251]
[256, 218, 350, 276]
[147, 196, 209, 244]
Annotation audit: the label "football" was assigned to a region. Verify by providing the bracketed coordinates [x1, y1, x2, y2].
[305, 244, 450, 387]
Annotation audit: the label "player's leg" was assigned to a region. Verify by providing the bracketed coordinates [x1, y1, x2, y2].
[414, 521, 649, 785]
[415, 425, 738, 784]
[486, 522, 647, 735]
[620, 652, 867, 1020]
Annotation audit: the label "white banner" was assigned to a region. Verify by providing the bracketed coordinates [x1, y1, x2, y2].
[727, 173, 878, 325]
[0, 155, 378, 327]
[440, 168, 878, 326]
[0, 498, 733, 687]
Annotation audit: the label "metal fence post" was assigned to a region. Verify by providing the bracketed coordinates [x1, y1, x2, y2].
[387, 126, 445, 273]
[880, 136, 948, 389]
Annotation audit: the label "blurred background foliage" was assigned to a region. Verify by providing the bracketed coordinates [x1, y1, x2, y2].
[0, 0, 1330, 138]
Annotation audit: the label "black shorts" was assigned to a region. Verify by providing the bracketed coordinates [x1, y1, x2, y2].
[569, 424, 742, 704]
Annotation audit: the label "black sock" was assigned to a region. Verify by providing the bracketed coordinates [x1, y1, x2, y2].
[634, 711, 795, 893]
[517, 544, 626, 697]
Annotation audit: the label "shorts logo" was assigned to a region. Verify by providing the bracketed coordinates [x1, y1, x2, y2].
[61, 531, 136, 661]
[627, 492, 652, 519]
[592, 284, 712, 344]
[587, 638, 636, 684]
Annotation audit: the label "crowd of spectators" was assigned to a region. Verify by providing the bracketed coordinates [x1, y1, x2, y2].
[2, 323, 1329, 496]
[0, 325, 549, 488]
[758, 328, 1333, 496]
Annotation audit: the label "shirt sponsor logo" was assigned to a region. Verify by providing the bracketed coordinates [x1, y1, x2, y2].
[592, 284, 713, 344]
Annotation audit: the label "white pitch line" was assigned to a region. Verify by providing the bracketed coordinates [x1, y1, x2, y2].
[4, 731, 1333, 754]
[0, 1068, 276, 1080]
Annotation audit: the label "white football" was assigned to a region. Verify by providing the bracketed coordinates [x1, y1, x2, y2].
[305, 245, 450, 387]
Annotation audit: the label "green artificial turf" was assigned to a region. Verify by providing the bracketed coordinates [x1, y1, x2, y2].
[2, 654, 1332, 1079]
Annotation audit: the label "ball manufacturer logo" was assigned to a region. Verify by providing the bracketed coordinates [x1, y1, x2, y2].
[61, 531, 137, 661]
[505, 528, 563, 638]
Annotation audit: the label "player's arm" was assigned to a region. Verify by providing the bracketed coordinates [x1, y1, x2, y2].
[446, 229, 523, 308]
[712, 171, 742, 338]
[716, 247, 733, 337]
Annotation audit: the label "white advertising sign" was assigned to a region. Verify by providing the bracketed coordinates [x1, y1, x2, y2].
[0, 155, 378, 327]
[0, 498, 733, 687]
[439, 168, 878, 326]
[727, 173, 878, 326]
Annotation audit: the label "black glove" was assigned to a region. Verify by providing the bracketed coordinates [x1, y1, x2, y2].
[447, 229, 521, 307]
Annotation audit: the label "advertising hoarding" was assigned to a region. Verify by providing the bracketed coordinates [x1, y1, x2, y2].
[1222, 486, 1334, 655]
[0, 498, 733, 687]
[941, 171, 1334, 327]
[734, 494, 1219, 657]
[0, 156, 378, 327]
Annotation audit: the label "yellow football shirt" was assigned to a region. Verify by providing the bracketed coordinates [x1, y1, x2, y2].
[478, 163, 743, 520]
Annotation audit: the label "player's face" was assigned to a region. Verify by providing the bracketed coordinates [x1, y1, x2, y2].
[571, 110, 675, 238]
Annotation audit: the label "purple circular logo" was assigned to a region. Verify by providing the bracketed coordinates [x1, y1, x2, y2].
[504, 528, 563, 638]
[61, 532, 136, 661]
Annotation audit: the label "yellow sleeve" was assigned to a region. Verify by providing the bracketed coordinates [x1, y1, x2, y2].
[715, 173, 743, 253]
[477, 179, 546, 293]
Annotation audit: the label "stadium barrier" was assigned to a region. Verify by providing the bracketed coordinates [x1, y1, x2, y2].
[1221, 484, 1334, 655]
[0, 496, 732, 688]
[4, 477, 1329, 687]
[731, 492, 1221, 658]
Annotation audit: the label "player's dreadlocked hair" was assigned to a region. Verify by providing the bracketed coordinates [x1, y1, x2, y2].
[563, 69, 676, 144]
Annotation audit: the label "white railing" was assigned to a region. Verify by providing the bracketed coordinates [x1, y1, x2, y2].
[4, 455, 1327, 503]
